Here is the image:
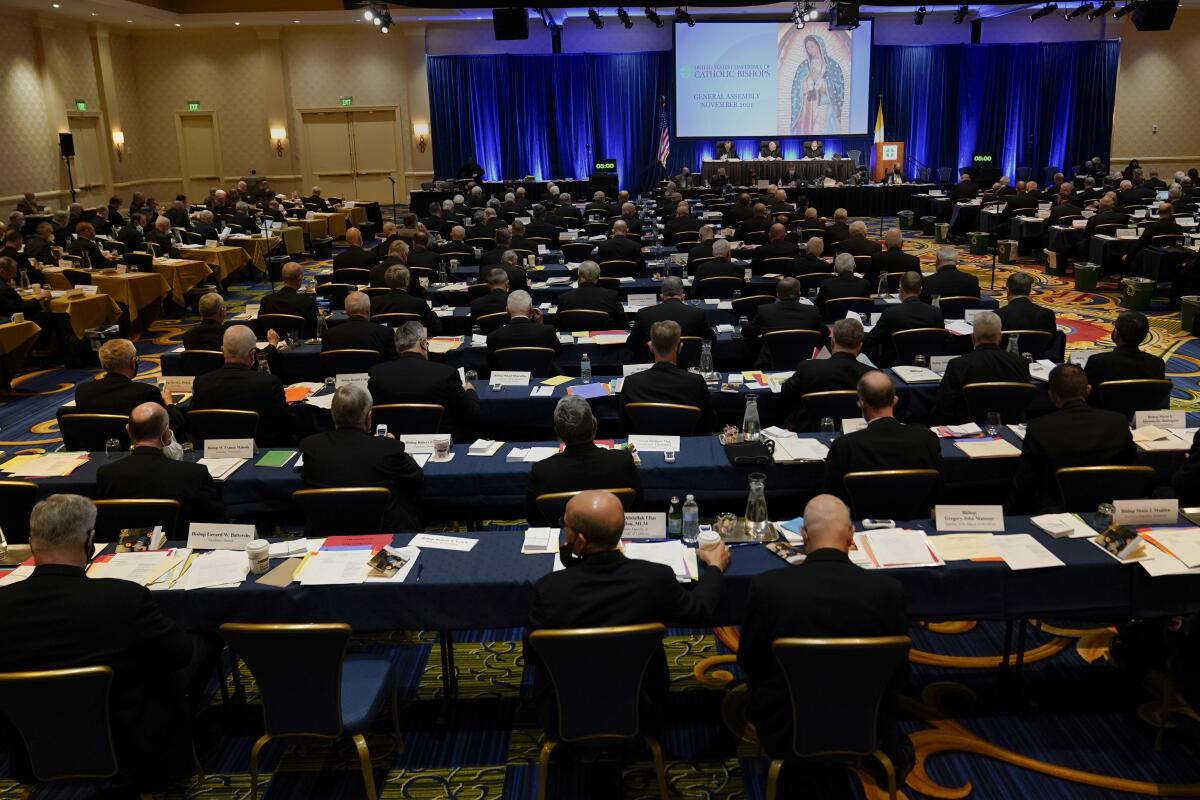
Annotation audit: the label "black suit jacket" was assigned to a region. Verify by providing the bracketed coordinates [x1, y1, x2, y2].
[96, 446, 226, 528]
[749, 240, 799, 274]
[66, 236, 114, 268]
[181, 320, 228, 352]
[594, 236, 645, 273]
[781, 351, 872, 430]
[526, 548, 723, 728]
[690, 260, 743, 299]
[165, 206, 190, 230]
[825, 221, 850, 246]
[470, 289, 510, 321]
[997, 296, 1056, 335]
[116, 224, 145, 252]
[0, 280, 39, 318]
[1084, 210, 1130, 237]
[23, 237, 55, 267]
[936, 344, 1031, 423]
[735, 216, 770, 242]
[1084, 345, 1166, 403]
[1002, 192, 1041, 218]
[620, 361, 717, 433]
[74, 372, 163, 416]
[227, 212, 257, 233]
[866, 298, 945, 363]
[1010, 399, 1136, 512]
[920, 266, 980, 302]
[816, 273, 871, 307]
[557, 284, 626, 329]
[665, 215, 704, 241]
[371, 290, 441, 334]
[144, 230, 177, 259]
[299, 428, 423, 532]
[0, 564, 195, 787]
[628, 298, 714, 355]
[486, 316, 560, 362]
[524, 221, 560, 249]
[525, 443, 642, 523]
[1128, 219, 1184, 262]
[193, 222, 219, 242]
[320, 316, 396, 359]
[685, 240, 714, 264]
[332, 246, 377, 272]
[838, 235, 883, 259]
[823, 417, 943, 501]
[952, 180, 979, 201]
[368, 351, 478, 434]
[738, 549, 907, 758]
[1049, 203, 1083, 223]
[870, 247, 920, 289]
[259, 286, 318, 338]
[191, 364, 292, 446]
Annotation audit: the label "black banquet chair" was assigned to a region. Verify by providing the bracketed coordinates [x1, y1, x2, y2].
[293, 487, 392, 536]
[0, 479, 38, 545]
[1056, 465, 1158, 513]
[843, 469, 940, 520]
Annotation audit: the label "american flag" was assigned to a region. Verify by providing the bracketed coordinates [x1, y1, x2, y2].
[656, 97, 670, 168]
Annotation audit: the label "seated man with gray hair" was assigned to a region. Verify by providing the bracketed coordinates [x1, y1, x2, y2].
[486, 289, 560, 370]
[75, 337, 171, 417]
[191, 324, 293, 446]
[837, 220, 882, 263]
[496, 249, 530, 292]
[182, 292, 228, 351]
[556, 260, 626, 330]
[368, 321, 478, 435]
[690, 238, 744, 299]
[935, 310, 1030, 424]
[372, 265, 441, 334]
[796, 235, 830, 275]
[815, 252, 871, 309]
[781, 317, 872, 431]
[628, 275, 714, 356]
[320, 290, 396, 359]
[0, 493, 200, 790]
[145, 215, 178, 259]
[743, 277, 824, 367]
[299, 383, 424, 532]
[921, 245, 980, 302]
[370, 238, 409, 287]
[524, 395, 642, 524]
[998, 271, 1056, 335]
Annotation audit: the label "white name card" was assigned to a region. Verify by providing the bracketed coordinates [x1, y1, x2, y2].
[203, 438, 254, 459]
[622, 363, 654, 377]
[398, 435, 439, 454]
[628, 434, 681, 453]
[161, 375, 194, 394]
[1134, 410, 1186, 429]
[623, 513, 667, 538]
[1112, 499, 1179, 526]
[489, 370, 531, 387]
[186, 522, 257, 550]
[841, 417, 867, 434]
[963, 309, 986, 324]
[935, 505, 1005, 532]
[335, 373, 369, 388]
[930, 355, 957, 374]
[628, 293, 658, 308]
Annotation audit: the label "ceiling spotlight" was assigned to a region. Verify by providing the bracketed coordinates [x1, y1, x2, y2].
[1064, 2, 1093, 18]
[954, 5, 969, 22]
[618, 7, 633, 27]
[372, 15, 382, 25]
[644, 7, 664, 26]
[363, 8, 375, 21]
[1112, 2, 1133, 18]
[1029, 3, 1058, 20]
[1087, 0, 1114, 19]
[675, 6, 695, 26]
[588, 7, 604, 28]
[914, 5, 927, 24]
[378, 9, 392, 32]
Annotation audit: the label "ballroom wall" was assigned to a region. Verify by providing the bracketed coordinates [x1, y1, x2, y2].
[0, 6, 1194, 208]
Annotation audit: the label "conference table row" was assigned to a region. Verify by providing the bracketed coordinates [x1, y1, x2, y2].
[7, 520, 1198, 633]
[25, 429, 1189, 519]
[681, 183, 939, 218]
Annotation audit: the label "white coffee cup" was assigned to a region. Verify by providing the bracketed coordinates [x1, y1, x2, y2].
[698, 530, 722, 551]
[246, 539, 270, 574]
[10, 312, 24, 324]
[433, 434, 452, 460]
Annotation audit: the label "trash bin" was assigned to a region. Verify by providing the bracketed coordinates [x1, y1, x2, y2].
[356, 220, 377, 242]
[935, 222, 950, 243]
[1182, 296, 1200, 333]
[1073, 262, 1100, 292]
[266, 254, 289, 285]
[311, 236, 334, 259]
[997, 240, 1019, 265]
[968, 231, 990, 255]
[898, 210, 915, 230]
[921, 216, 937, 236]
[1120, 277, 1154, 310]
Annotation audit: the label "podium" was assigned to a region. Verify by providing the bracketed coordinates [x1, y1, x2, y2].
[873, 141, 905, 182]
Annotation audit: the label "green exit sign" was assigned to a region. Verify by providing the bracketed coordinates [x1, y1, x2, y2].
[340, 96, 353, 107]
[74, 99, 87, 111]
[187, 101, 200, 111]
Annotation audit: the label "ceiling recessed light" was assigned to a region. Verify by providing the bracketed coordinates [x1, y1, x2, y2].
[292, 19, 300, 23]
[51, 3, 60, 7]
[90, 11, 97, 15]
[234, 21, 239, 25]
[174, 22, 181, 27]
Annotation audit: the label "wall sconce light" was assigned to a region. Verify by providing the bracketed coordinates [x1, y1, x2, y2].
[112, 130, 125, 162]
[270, 127, 287, 157]
[413, 122, 429, 153]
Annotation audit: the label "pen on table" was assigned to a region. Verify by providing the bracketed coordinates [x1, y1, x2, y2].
[414, 563, 424, 582]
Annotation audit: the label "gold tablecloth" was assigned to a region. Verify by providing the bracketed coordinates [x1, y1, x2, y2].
[0, 320, 41, 356]
[313, 212, 348, 239]
[225, 235, 282, 274]
[42, 271, 169, 323]
[153, 258, 214, 305]
[343, 205, 368, 226]
[292, 217, 329, 239]
[46, 293, 122, 338]
[279, 226, 304, 256]
[180, 245, 250, 283]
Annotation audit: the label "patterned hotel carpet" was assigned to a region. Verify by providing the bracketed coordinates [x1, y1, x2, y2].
[3, 222, 1200, 798]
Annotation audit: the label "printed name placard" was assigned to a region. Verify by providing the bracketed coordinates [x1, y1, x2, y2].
[624, 513, 667, 538]
[1134, 410, 1186, 429]
[398, 435, 439, 454]
[187, 522, 257, 550]
[203, 439, 255, 459]
[841, 417, 867, 434]
[935, 505, 1005, 532]
[1112, 499, 1178, 526]
[335, 373, 369, 388]
[161, 375, 194, 394]
[489, 371, 531, 387]
[930, 355, 957, 374]
[628, 435, 681, 453]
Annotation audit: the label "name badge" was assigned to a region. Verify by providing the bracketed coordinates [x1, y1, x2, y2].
[935, 505, 1005, 532]
[1134, 410, 1186, 429]
[1112, 499, 1178, 526]
[203, 438, 255, 459]
[186, 522, 257, 550]
[623, 513, 666, 539]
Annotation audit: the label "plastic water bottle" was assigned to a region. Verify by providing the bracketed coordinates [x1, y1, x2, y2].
[18, 269, 30, 291]
[1007, 333, 1020, 355]
[580, 353, 592, 384]
[742, 394, 761, 440]
[682, 494, 700, 545]
[931, 294, 941, 309]
[256, 350, 272, 375]
[877, 273, 888, 295]
[667, 496, 682, 539]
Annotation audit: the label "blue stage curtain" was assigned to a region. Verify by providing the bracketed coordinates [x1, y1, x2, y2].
[428, 40, 1118, 193]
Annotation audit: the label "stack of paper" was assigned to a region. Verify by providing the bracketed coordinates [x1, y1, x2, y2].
[772, 437, 829, 463]
[931, 423, 982, 438]
[1133, 427, 1192, 452]
[176, 550, 248, 590]
[892, 366, 941, 384]
[90, 549, 189, 586]
[1007, 424, 1027, 440]
[522, 527, 560, 555]
[1140, 529, 1200, 568]
[954, 438, 1021, 459]
[992, 534, 1065, 570]
[623, 540, 698, 582]
[567, 383, 612, 399]
[468, 439, 504, 457]
[855, 529, 944, 569]
[0, 565, 35, 587]
[927, 533, 998, 561]
[197, 457, 246, 481]
[268, 538, 316, 558]
[1028, 359, 1056, 383]
[1, 452, 90, 477]
[296, 549, 371, 585]
[427, 336, 463, 354]
[1031, 513, 1096, 538]
[304, 392, 335, 410]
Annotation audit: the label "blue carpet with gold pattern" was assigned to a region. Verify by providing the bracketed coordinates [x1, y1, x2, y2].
[2, 224, 1200, 798]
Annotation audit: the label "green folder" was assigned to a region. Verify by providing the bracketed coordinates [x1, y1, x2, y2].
[256, 450, 297, 468]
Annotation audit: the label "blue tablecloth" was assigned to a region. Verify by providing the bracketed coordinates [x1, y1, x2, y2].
[34, 518, 1200, 633]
